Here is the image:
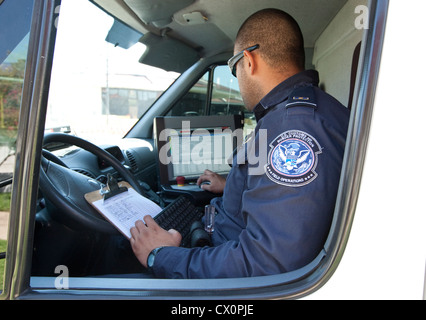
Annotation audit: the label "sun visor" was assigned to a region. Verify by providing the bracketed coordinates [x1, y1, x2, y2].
[0, 0, 33, 64]
[105, 19, 143, 49]
[139, 32, 200, 73]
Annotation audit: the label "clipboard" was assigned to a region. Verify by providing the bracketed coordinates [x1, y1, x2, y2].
[84, 175, 162, 239]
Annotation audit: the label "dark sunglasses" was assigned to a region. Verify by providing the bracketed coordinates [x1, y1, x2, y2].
[227, 44, 259, 77]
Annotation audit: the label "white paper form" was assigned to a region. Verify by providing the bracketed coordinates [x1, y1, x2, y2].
[91, 188, 162, 239]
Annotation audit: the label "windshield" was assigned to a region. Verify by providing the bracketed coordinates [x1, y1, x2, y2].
[46, 0, 180, 143]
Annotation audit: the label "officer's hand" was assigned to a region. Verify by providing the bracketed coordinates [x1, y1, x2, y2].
[197, 169, 226, 194]
[130, 216, 182, 268]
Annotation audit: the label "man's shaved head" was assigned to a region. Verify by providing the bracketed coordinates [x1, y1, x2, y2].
[235, 9, 305, 72]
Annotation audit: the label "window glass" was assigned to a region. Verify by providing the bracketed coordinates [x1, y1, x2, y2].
[210, 65, 243, 116]
[167, 65, 256, 136]
[0, 0, 34, 291]
[167, 72, 209, 117]
[46, 0, 180, 143]
[210, 65, 256, 136]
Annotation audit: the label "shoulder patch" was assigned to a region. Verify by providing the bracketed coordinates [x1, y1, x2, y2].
[265, 130, 322, 187]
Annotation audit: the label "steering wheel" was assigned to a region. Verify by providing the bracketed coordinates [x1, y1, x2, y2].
[39, 133, 144, 234]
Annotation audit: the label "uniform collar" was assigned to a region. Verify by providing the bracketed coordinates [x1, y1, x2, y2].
[253, 69, 319, 121]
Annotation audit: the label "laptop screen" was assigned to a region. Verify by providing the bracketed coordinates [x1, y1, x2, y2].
[154, 115, 244, 187]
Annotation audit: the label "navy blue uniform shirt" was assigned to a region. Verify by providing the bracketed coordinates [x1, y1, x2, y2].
[153, 70, 350, 278]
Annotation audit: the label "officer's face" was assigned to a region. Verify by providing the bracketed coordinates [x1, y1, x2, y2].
[237, 60, 261, 111]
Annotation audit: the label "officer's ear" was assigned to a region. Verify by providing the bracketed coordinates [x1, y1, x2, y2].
[243, 50, 258, 76]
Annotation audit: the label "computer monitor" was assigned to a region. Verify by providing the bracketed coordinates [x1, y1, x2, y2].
[154, 115, 244, 192]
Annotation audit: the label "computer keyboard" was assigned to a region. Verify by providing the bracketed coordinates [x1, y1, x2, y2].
[154, 196, 204, 247]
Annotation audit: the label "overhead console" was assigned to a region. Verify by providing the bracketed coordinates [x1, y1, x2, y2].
[123, 0, 195, 27]
[154, 114, 244, 204]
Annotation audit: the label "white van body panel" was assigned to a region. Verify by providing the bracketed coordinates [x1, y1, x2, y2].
[311, 0, 426, 299]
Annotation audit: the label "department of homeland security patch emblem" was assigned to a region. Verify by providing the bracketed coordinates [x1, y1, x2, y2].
[265, 130, 322, 187]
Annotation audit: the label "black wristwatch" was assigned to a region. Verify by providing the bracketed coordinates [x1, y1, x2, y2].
[147, 246, 165, 272]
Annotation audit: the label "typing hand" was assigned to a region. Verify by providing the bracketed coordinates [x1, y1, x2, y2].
[130, 216, 182, 268]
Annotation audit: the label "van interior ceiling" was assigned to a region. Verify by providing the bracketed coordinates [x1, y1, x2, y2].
[93, 0, 363, 106]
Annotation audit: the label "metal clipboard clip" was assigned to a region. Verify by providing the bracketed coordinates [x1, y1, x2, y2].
[102, 174, 128, 201]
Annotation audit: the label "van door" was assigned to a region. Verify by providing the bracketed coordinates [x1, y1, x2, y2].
[0, 0, 60, 299]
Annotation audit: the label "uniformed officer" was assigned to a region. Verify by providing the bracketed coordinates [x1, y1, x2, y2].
[130, 9, 350, 278]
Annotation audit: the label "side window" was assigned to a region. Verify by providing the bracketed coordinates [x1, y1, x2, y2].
[0, 0, 34, 291]
[211, 65, 256, 135]
[167, 72, 208, 117]
[210, 65, 243, 116]
[167, 65, 256, 134]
